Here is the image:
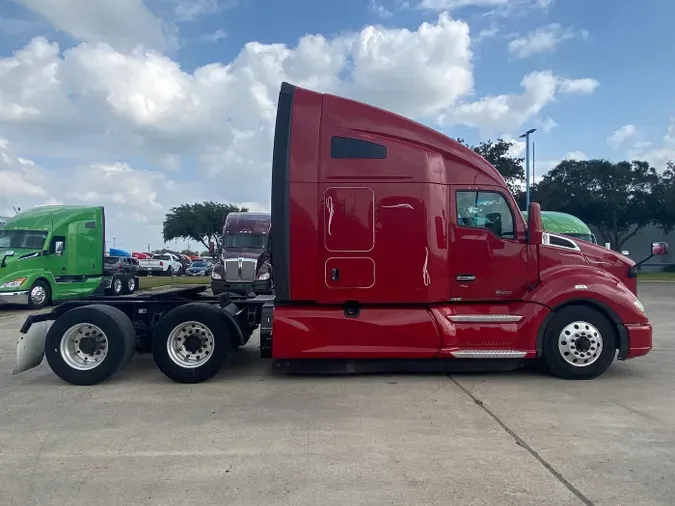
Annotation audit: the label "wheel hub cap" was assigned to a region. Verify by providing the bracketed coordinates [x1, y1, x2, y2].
[60, 323, 109, 371]
[558, 321, 603, 367]
[166, 321, 215, 368]
[31, 286, 46, 304]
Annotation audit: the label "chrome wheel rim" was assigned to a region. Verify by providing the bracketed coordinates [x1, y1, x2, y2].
[558, 321, 603, 367]
[113, 278, 122, 293]
[60, 323, 109, 371]
[128, 277, 135, 291]
[166, 321, 214, 368]
[30, 285, 46, 305]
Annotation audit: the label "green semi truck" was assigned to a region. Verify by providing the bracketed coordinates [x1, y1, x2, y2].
[521, 211, 597, 244]
[0, 206, 138, 309]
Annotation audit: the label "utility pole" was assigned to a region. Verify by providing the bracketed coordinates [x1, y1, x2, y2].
[532, 141, 536, 185]
[519, 128, 537, 209]
[113, 237, 116, 248]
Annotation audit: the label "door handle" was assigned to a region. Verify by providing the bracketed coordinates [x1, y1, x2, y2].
[61, 267, 67, 271]
[331, 268, 340, 281]
[456, 274, 475, 282]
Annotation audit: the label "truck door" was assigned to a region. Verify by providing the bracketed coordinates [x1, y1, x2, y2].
[449, 186, 530, 301]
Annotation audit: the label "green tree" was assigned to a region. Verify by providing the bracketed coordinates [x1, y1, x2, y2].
[535, 159, 660, 250]
[459, 138, 526, 194]
[163, 201, 249, 251]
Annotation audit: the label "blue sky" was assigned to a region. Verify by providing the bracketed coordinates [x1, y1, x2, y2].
[0, 0, 673, 250]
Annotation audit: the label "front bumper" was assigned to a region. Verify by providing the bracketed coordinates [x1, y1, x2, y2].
[0, 290, 29, 305]
[211, 279, 272, 295]
[621, 323, 652, 359]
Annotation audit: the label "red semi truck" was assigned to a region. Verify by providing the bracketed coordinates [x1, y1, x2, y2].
[14, 82, 667, 386]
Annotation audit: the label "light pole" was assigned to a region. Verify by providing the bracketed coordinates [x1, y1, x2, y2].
[113, 237, 116, 248]
[519, 128, 537, 209]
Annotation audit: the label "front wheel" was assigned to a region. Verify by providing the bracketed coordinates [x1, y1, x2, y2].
[27, 279, 51, 309]
[542, 305, 617, 380]
[151, 303, 235, 383]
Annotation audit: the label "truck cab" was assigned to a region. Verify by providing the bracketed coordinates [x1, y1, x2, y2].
[211, 212, 272, 295]
[0, 206, 136, 308]
[268, 82, 666, 379]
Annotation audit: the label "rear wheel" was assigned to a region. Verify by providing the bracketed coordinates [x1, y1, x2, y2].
[44, 304, 136, 385]
[151, 303, 236, 383]
[27, 279, 50, 309]
[122, 274, 136, 295]
[107, 275, 123, 296]
[542, 305, 616, 380]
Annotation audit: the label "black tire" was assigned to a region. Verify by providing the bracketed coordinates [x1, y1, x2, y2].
[27, 279, 51, 309]
[542, 305, 616, 380]
[122, 274, 137, 295]
[107, 275, 123, 296]
[151, 303, 236, 383]
[45, 304, 136, 385]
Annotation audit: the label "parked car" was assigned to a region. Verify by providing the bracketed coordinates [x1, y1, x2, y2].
[185, 260, 212, 277]
[104, 256, 139, 274]
[138, 253, 183, 276]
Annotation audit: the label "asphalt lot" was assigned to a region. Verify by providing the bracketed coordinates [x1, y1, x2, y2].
[0, 282, 673, 506]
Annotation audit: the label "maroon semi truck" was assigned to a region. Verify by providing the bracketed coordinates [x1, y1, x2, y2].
[211, 212, 273, 296]
[14, 82, 667, 386]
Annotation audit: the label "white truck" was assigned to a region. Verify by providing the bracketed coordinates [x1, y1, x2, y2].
[138, 253, 183, 276]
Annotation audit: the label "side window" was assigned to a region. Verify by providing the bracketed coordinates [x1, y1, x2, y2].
[456, 191, 516, 239]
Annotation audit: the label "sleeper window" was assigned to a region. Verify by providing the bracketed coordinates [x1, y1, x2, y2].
[456, 191, 515, 239]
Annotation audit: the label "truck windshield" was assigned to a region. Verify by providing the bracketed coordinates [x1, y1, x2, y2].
[224, 233, 267, 249]
[153, 255, 170, 260]
[0, 229, 48, 249]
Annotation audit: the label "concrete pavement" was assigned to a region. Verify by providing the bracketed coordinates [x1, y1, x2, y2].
[0, 282, 672, 505]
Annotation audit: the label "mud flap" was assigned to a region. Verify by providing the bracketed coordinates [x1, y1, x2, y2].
[14, 320, 52, 374]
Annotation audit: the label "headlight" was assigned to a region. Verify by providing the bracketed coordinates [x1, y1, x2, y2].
[212, 271, 221, 279]
[1, 277, 27, 289]
[256, 263, 271, 281]
[633, 299, 645, 313]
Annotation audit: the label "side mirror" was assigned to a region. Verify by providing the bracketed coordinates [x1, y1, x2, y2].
[0, 250, 14, 268]
[527, 202, 543, 245]
[55, 241, 64, 256]
[651, 242, 668, 256]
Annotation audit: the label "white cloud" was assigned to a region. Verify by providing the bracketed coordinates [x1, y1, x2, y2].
[564, 150, 587, 160]
[198, 28, 227, 43]
[14, 0, 175, 52]
[508, 23, 584, 59]
[607, 124, 637, 149]
[439, 70, 598, 135]
[626, 119, 675, 170]
[171, 0, 227, 22]
[369, 0, 394, 17]
[418, 0, 553, 17]
[558, 77, 598, 94]
[0, 12, 599, 250]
